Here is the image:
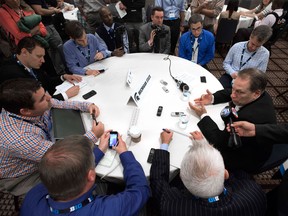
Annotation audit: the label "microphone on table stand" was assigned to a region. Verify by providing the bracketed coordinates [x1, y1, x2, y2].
[163, 55, 189, 92]
[220, 106, 242, 148]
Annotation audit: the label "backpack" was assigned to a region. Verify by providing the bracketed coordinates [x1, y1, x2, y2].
[268, 11, 287, 43]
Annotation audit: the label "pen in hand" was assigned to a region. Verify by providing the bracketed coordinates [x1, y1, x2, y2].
[91, 113, 98, 125]
[162, 128, 171, 133]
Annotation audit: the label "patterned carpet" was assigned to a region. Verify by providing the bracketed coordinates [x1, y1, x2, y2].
[1, 38, 288, 215]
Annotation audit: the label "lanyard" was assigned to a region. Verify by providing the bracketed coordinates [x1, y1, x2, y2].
[239, 43, 257, 70]
[76, 44, 90, 63]
[47, 189, 97, 214]
[9, 114, 52, 141]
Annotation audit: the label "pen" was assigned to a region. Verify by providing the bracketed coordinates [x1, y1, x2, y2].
[169, 129, 190, 137]
[162, 128, 170, 133]
[91, 113, 98, 125]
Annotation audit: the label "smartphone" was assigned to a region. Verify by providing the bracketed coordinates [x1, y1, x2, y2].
[200, 76, 207, 83]
[157, 106, 163, 117]
[82, 90, 97, 100]
[171, 112, 184, 117]
[147, 148, 155, 163]
[99, 69, 105, 73]
[109, 131, 118, 149]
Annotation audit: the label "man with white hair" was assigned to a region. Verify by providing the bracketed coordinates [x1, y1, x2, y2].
[149, 129, 267, 215]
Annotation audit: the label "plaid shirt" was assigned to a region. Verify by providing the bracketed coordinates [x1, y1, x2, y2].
[0, 99, 98, 179]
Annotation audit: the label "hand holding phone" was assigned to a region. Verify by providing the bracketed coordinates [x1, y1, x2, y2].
[109, 131, 119, 149]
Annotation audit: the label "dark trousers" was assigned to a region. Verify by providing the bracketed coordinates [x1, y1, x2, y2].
[219, 73, 233, 89]
[163, 19, 180, 55]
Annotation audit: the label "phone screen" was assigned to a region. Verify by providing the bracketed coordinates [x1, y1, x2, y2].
[109, 132, 118, 148]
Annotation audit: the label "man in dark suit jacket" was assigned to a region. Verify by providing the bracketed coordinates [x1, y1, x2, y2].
[96, 6, 129, 57]
[139, 6, 171, 54]
[189, 68, 277, 173]
[229, 121, 288, 216]
[0, 37, 81, 101]
[150, 129, 267, 216]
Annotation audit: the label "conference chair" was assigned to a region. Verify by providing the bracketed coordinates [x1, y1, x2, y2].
[253, 144, 288, 174]
[215, 18, 239, 57]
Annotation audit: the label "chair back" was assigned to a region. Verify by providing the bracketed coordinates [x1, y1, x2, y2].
[254, 144, 288, 174]
[215, 18, 239, 45]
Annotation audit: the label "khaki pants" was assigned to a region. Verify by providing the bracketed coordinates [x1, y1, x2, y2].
[0, 172, 41, 196]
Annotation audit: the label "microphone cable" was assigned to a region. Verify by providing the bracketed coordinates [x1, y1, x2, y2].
[163, 55, 189, 92]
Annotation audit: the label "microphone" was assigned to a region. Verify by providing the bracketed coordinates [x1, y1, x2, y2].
[173, 77, 190, 92]
[220, 106, 242, 148]
[163, 55, 189, 92]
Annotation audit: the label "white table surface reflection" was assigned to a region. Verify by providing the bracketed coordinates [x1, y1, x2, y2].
[69, 53, 225, 180]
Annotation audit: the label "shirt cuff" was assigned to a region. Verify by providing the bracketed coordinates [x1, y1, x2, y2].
[211, 95, 214, 104]
[60, 75, 65, 81]
[61, 92, 69, 100]
[160, 143, 169, 151]
[200, 113, 209, 119]
[84, 130, 99, 144]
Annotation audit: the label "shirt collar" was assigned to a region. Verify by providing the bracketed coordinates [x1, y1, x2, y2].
[104, 23, 115, 32]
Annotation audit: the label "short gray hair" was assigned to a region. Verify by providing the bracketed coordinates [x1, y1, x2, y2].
[251, 25, 273, 43]
[180, 139, 225, 198]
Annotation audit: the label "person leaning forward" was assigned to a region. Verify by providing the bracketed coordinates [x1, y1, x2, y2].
[0, 78, 104, 196]
[20, 134, 150, 215]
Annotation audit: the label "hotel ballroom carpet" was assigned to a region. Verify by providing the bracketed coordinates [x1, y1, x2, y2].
[1, 38, 288, 215]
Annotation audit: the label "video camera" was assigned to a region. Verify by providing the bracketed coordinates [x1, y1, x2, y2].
[151, 24, 169, 38]
[115, 25, 126, 36]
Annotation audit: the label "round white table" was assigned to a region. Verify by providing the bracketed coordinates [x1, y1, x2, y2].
[69, 53, 225, 180]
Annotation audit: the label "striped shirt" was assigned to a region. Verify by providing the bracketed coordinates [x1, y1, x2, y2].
[0, 99, 97, 178]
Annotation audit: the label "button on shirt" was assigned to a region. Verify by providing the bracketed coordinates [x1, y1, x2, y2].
[0, 99, 98, 178]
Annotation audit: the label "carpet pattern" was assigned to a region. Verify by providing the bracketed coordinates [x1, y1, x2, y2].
[1, 38, 288, 215]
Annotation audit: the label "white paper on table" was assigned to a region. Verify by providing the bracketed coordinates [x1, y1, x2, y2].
[55, 80, 87, 93]
[115, 1, 127, 18]
[168, 130, 192, 168]
[98, 149, 117, 167]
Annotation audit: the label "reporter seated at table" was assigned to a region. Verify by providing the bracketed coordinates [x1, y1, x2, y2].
[21, 134, 150, 215]
[220, 25, 272, 88]
[227, 121, 288, 216]
[96, 6, 129, 57]
[239, 0, 272, 20]
[189, 68, 277, 173]
[178, 14, 214, 69]
[139, 6, 171, 54]
[0, 78, 104, 196]
[63, 20, 110, 76]
[0, 37, 81, 101]
[150, 129, 266, 216]
[213, 0, 240, 34]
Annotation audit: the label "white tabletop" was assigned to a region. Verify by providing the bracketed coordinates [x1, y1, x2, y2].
[68, 53, 225, 180]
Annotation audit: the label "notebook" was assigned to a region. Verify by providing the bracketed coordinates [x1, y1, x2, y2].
[51, 108, 86, 140]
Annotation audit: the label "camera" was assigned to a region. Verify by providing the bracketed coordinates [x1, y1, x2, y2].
[109, 131, 118, 149]
[115, 25, 126, 36]
[151, 24, 169, 38]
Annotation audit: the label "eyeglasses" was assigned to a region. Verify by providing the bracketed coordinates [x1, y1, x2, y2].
[191, 26, 202, 32]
